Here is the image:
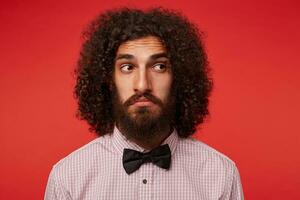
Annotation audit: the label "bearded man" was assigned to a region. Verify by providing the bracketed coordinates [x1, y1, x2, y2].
[45, 7, 244, 200]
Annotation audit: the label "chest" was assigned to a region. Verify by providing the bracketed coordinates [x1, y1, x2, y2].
[70, 161, 226, 200]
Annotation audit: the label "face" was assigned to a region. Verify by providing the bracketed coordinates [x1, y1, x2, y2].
[112, 36, 174, 140]
[114, 36, 173, 119]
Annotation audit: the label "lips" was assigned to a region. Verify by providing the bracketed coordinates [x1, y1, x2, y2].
[136, 97, 150, 102]
[133, 97, 154, 106]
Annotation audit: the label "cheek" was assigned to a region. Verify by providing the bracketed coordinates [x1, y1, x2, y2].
[114, 76, 133, 103]
[153, 75, 172, 100]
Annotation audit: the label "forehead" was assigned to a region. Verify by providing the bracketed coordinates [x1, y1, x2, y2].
[116, 36, 167, 55]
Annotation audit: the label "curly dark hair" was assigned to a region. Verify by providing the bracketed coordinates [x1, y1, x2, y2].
[74, 7, 213, 138]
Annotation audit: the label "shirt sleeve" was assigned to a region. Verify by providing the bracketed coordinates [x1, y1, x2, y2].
[44, 167, 71, 200]
[228, 165, 244, 200]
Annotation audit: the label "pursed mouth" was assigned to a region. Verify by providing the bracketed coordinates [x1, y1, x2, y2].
[132, 98, 154, 106]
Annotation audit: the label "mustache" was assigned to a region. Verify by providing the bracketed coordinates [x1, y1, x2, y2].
[123, 92, 164, 108]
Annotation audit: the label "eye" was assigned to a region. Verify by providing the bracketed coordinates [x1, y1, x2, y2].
[120, 64, 134, 73]
[152, 63, 167, 72]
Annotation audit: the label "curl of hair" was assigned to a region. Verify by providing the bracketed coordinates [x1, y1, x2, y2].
[74, 7, 213, 138]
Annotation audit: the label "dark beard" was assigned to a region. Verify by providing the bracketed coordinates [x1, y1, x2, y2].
[112, 87, 175, 143]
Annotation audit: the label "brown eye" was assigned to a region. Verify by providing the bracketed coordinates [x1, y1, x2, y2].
[120, 64, 134, 73]
[153, 63, 167, 72]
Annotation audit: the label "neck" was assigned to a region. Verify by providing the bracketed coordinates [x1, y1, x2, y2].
[130, 126, 173, 150]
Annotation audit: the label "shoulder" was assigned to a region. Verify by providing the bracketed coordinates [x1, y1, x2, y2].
[59, 134, 112, 163]
[49, 134, 114, 181]
[176, 137, 243, 194]
[175, 137, 244, 198]
[45, 135, 115, 198]
[177, 137, 238, 172]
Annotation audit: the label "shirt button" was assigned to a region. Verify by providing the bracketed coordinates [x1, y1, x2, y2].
[143, 179, 147, 184]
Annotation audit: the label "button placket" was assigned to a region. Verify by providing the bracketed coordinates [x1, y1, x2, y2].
[142, 179, 147, 184]
[138, 163, 153, 200]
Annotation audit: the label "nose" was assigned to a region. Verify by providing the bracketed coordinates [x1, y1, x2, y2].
[134, 68, 152, 93]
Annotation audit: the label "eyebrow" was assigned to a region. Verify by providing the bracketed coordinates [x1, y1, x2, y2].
[115, 52, 169, 61]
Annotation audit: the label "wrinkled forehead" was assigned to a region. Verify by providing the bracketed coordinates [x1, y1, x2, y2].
[116, 36, 167, 55]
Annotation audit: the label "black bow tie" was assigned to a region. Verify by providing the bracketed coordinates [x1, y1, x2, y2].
[122, 144, 171, 174]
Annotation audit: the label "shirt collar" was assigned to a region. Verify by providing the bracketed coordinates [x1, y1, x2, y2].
[112, 125, 179, 156]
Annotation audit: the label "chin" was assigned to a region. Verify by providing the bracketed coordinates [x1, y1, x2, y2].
[130, 106, 161, 119]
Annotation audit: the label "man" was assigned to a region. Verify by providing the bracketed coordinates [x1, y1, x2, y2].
[45, 7, 244, 200]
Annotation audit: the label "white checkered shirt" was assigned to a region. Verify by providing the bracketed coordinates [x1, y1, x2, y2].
[45, 126, 244, 199]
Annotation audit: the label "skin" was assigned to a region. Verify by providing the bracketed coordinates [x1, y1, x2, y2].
[113, 36, 173, 150]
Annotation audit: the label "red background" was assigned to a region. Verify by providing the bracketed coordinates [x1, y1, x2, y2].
[1, 0, 299, 199]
